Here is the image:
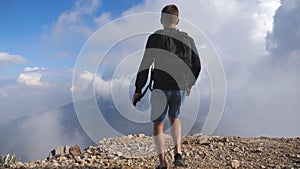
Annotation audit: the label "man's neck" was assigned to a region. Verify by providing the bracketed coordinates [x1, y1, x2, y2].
[163, 24, 177, 29]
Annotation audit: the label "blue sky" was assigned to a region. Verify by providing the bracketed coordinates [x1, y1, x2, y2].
[1, 0, 300, 161]
[0, 0, 143, 74]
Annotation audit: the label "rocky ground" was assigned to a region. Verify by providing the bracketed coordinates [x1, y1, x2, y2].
[1, 133, 300, 169]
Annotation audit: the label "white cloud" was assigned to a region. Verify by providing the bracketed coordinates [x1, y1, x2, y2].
[17, 67, 46, 86]
[214, 0, 300, 137]
[71, 70, 131, 100]
[3, 109, 88, 161]
[70, 70, 94, 93]
[93, 12, 112, 25]
[17, 73, 44, 86]
[0, 52, 27, 66]
[250, 0, 281, 40]
[41, 0, 109, 60]
[48, 0, 101, 39]
[24, 66, 46, 72]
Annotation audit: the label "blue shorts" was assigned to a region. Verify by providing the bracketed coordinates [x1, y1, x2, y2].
[150, 90, 186, 123]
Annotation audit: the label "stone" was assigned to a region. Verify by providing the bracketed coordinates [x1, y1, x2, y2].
[183, 140, 189, 144]
[199, 136, 210, 145]
[70, 145, 81, 157]
[116, 152, 123, 157]
[48, 145, 70, 159]
[0, 154, 20, 165]
[137, 133, 145, 137]
[230, 160, 240, 169]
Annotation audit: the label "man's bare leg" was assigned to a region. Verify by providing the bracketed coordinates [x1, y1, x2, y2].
[169, 117, 182, 154]
[153, 122, 167, 168]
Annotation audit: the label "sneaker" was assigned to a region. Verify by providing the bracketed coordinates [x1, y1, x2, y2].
[156, 159, 168, 169]
[174, 153, 186, 166]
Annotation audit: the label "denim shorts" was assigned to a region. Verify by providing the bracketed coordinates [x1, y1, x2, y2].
[150, 90, 186, 123]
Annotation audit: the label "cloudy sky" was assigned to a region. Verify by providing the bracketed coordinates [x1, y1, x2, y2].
[1, 0, 300, 160]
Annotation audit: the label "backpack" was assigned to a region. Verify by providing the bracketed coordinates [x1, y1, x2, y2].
[134, 29, 194, 104]
[153, 28, 194, 90]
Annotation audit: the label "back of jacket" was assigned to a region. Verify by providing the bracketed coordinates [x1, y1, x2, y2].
[135, 28, 201, 93]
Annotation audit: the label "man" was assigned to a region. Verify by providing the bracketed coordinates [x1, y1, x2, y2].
[132, 4, 200, 169]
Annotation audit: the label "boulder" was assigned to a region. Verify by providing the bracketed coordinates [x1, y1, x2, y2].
[69, 145, 81, 157]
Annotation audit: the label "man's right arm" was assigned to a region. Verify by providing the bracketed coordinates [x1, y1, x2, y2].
[190, 38, 201, 86]
[186, 37, 201, 95]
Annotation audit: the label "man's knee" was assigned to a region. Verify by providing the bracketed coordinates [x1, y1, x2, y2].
[153, 122, 164, 135]
[168, 116, 179, 124]
[154, 122, 164, 127]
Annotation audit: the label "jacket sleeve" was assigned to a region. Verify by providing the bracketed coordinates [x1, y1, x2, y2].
[135, 35, 156, 93]
[188, 37, 201, 88]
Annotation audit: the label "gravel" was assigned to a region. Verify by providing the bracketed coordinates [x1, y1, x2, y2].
[1, 133, 300, 169]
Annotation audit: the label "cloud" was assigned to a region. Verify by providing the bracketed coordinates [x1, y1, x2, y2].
[40, 0, 112, 59]
[24, 67, 46, 72]
[215, 0, 300, 137]
[2, 109, 90, 161]
[0, 75, 73, 126]
[71, 70, 131, 100]
[266, 0, 300, 57]
[0, 52, 27, 66]
[17, 67, 47, 86]
[17, 73, 44, 86]
[93, 12, 112, 25]
[50, 0, 100, 38]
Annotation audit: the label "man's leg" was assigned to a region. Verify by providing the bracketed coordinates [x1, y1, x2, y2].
[169, 117, 182, 154]
[153, 122, 167, 168]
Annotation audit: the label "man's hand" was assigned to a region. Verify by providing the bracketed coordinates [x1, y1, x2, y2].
[132, 93, 142, 106]
[187, 88, 191, 96]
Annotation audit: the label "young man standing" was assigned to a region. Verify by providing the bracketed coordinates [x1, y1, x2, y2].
[132, 4, 201, 169]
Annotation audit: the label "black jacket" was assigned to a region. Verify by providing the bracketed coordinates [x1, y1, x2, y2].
[135, 28, 201, 93]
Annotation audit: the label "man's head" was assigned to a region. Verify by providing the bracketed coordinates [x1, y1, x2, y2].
[161, 4, 179, 28]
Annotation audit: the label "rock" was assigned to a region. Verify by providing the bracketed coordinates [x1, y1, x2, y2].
[183, 140, 189, 144]
[199, 136, 210, 145]
[116, 152, 123, 157]
[0, 154, 20, 165]
[230, 160, 240, 169]
[75, 157, 85, 164]
[69, 145, 81, 157]
[138, 133, 145, 137]
[221, 137, 228, 143]
[48, 145, 70, 159]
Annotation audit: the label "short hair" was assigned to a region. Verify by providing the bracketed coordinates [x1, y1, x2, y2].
[161, 4, 179, 25]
